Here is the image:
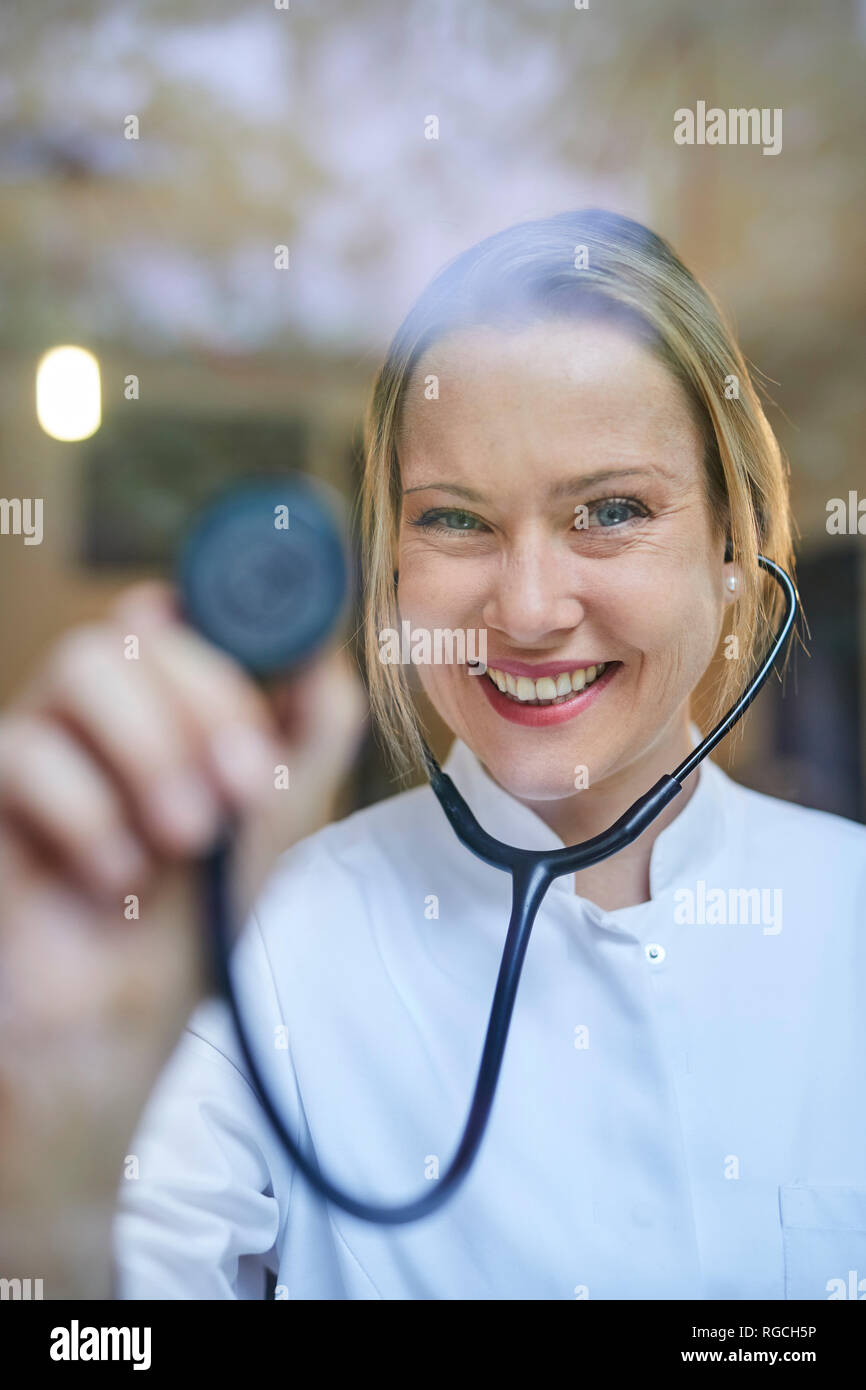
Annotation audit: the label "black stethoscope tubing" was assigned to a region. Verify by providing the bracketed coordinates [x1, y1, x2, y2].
[204, 556, 799, 1225]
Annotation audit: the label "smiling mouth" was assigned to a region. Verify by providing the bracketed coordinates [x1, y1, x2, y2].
[480, 662, 612, 706]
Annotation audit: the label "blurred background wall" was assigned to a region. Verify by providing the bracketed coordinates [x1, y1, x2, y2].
[0, 0, 863, 819]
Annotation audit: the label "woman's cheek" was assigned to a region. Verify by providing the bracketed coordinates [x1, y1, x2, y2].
[395, 574, 473, 714]
[399, 564, 481, 644]
[643, 588, 721, 697]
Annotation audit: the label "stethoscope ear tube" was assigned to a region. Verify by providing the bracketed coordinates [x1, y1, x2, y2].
[202, 555, 799, 1224]
[671, 556, 798, 783]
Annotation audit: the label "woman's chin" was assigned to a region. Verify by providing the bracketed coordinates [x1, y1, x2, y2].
[433, 661, 632, 795]
[469, 743, 610, 804]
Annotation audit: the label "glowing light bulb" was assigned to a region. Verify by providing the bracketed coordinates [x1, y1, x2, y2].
[36, 345, 101, 441]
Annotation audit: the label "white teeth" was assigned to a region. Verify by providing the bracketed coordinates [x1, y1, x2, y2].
[485, 661, 609, 704]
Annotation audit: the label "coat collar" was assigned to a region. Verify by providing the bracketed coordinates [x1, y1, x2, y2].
[439, 725, 731, 906]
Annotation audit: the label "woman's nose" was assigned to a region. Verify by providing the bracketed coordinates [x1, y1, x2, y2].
[481, 546, 586, 646]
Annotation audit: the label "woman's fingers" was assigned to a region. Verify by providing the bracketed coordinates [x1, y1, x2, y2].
[34, 625, 222, 852]
[0, 579, 365, 915]
[0, 715, 149, 898]
[124, 617, 280, 804]
[111, 580, 181, 632]
[19, 619, 278, 860]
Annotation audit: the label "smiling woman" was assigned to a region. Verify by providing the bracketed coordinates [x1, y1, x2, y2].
[393, 313, 737, 832]
[96, 209, 866, 1300]
[362, 209, 795, 787]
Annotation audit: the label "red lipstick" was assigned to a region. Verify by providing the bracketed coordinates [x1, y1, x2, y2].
[475, 661, 620, 727]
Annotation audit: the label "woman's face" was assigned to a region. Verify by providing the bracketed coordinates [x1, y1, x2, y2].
[396, 317, 734, 803]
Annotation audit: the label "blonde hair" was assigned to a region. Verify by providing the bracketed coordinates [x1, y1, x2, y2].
[361, 209, 797, 781]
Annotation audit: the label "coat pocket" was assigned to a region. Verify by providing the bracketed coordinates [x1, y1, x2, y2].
[779, 1184, 866, 1299]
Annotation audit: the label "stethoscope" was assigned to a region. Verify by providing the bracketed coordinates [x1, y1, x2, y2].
[183, 481, 800, 1226]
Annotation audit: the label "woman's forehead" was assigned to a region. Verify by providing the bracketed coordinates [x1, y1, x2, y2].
[399, 322, 705, 486]
[410, 316, 657, 378]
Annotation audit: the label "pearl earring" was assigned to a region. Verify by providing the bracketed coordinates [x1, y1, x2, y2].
[726, 575, 738, 592]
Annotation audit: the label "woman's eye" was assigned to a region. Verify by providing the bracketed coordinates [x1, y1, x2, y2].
[412, 508, 486, 533]
[583, 497, 647, 529]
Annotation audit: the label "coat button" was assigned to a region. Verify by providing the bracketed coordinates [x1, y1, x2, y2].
[645, 943, 665, 963]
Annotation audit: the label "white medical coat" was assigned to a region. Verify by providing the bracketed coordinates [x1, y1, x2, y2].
[113, 736, 866, 1300]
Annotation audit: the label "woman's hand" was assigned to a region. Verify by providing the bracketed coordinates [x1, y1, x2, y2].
[0, 583, 368, 1296]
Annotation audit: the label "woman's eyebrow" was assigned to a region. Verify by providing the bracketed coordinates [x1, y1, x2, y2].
[402, 466, 669, 503]
[547, 466, 671, 498]
[402, 482, 483, 500]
